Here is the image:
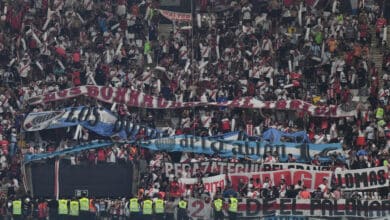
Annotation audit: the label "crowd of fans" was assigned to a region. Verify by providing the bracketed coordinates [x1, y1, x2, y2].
[0, 0, 389, 219]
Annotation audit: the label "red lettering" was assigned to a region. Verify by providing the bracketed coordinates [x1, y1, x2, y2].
[142, 95, 153, 108]
[86, 86, 99, 98]
[314, 172, 331, 189]
[100, 87, 113, 101]
[242, 97, 254, 108]
[57, 89, 68, 98]
[301, 103, 311, 115]
[127, 91, 140, 106]
[329, 106, 337, 116]
[43, 93, 56, 102]
[263, 101, 271, 109]
[184, 102, 195, 108]
[69, 87, 82, 96]
[157, 97, 169, 108]
[289, 100, 301, 110]
[170, 101, 182, 108]
[276, 100, 287, 109]
[229, 99, 241, 108]
[315, 106, 328, 116]
[273, 170, 292, 186]
[293, 170, 312, 189]
[113, 88, 128, 104]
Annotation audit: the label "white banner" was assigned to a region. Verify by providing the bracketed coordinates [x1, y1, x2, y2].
[187, 198, 390, 219]
[27, 85, 356, 118]
[179, 174, 226, 197]
[334, 166, 389, 191]
[229, 169, 332, 191]
[164, 161, 329, 176]
[202, 174, 226, 196]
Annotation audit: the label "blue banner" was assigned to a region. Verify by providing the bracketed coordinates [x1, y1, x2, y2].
[24, 140, 113, 163]
[24, 134, 343, 164]
[23, 106, 164, 140]
[262, 128, 310, 143]
[140, 135, 343, 162]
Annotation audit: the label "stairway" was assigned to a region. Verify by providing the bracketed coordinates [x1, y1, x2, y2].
[370, 26, 390, 89]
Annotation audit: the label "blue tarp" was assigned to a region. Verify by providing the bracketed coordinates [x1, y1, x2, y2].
[262, 128, 310, 143]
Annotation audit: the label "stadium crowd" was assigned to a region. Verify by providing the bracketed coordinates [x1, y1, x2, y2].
[0, 0, 389, 219]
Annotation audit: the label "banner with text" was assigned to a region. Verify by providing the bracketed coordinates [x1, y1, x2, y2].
[23, 106, 164, 140]
[159, 9, 192, 22]
[334, 166, 389, 191]
[164, 162, 330, 176]
[141, 135, 343, 161]
[27, 86, 356, 117]
[187, 198, 390, 219]
[228, 169, 332, 191]
[179, 174, 226, 197]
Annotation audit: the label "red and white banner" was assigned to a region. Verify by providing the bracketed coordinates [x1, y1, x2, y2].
[179, 174, 226, 196]
[159, 9, 192, 22]
[187, 198, 390, 219]
[28, 86, 356, 118]
[228, 169, 332, 191]
[334, 166, 389, 191]
[164, 161, 329, 176]
[202, 174, 226, 194]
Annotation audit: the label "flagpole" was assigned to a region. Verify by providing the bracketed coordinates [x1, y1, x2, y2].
[191, 0, 196, 137]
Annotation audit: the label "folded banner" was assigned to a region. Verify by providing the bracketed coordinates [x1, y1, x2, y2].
[141, 135, 343, 161]
[24, 141, 113, 163]
[164, 161, 329, 176]
[23, 106, 164, 140]
[187, 198, 390, 219]
[228, 169, 332, 191]
[262, 128, 310, 143]
[179, 174, 226, 197]
[23, 132, 240, 163]
[334, 166, 389, 191]
[27, 86, 356, 118]
[159, 9, 192, 22]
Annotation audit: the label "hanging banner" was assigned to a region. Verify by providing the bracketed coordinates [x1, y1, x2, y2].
[23, 106, 164, 140]
[228, 169, 332, 191]
[262, 128, 310, 143]
[179, 174, 226, 197]
[24, 141, 113, 163]
[141, 135, 343, 161]
[159, 9, 192, 22]
[164, 161, 329, 176]
[334, 166, 389, 191]
[187, 198, 390, 219]
[23, 132, 240, 163]
[27, 86, 356, 118]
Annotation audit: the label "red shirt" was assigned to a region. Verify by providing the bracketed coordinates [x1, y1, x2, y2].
[97, 149, 106, 161]
[376, 18, 387, 32]
[72, 71, 81, 86]
[72, 52, 80, 63]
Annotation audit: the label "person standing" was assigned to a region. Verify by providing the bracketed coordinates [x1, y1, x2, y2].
[58, 198, 69, 220]
[79, 194, 90, 220]
[177, 197, 188, 220]
[212, 195, 224, 220]
[129, 195, 140, 219]
[69, 198, 80, 220]
[228, 195, 238, 220]
[11, 197, 22, 220]
[141, 197, 153, 220]
[154, 195, 165, 220]
[37, 198, 48, 220]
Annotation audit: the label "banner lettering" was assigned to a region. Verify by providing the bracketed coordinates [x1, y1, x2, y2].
[164, 162, 329, 176]
[187, 198, 390, 219]
[334, 166, 389, 191]
[27, 86, 356, 117]
[228, 170, 332, 191]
